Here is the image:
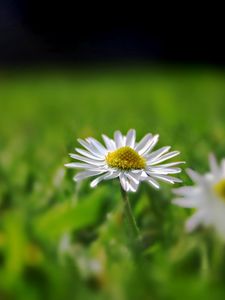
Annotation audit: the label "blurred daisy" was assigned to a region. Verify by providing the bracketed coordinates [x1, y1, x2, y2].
[65, 129, 183, 192]
[173, 154, 225, 240]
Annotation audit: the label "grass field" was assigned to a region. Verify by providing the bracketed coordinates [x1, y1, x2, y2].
[0, 67, 225, 300]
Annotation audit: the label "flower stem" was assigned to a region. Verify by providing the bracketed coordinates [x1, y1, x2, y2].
[199, 236, 210, 279]
[120, 185, 140, 238]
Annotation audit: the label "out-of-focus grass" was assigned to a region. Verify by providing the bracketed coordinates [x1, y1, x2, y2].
[0, 67, 225, 300]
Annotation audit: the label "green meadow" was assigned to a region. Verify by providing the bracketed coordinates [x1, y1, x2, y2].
[0, 67, 225, 300]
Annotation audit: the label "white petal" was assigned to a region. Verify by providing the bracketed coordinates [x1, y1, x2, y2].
[131, 170, 148, 180]
[104, 170, 121, 180]
[135, 133, 152, 152]
[126, 129, 136, 148]
[147, 166, 182, 174]
[185, 211, 205, 232]
[69, 153, 105, 166]
[65, 162, 95, 169]
[221, 159, 225, 176]
[86, 138, 107, 156]
[148, 151, 180, 165]
[139, 170, 148, 180]
[209, 153, 220, 177]
[119, 174, 129, 191]
[74, 170, 106, 181]
[114, 130, 124, 148]
[90, 173, 109, 188]
[140, 134, 159, 156]
[75, 148, 104, 160]
[186, 168, 202, 184]
[151, 174, 182, 183]
[126, 172, 140, 185]
[146, 146, 171, 161]
[132, 169, 143, 175]
[129, 177, 139, 192]
[102, 134, 116, 151]
[77, 139, 103, 158]
[173, 186, 196, 196]
[158, 161, 185, 167]
[146, 177, 160, 189]
[128, 179, 138, 192]
[132, 170, 145, 180]
[136, 134, 159, 156]
[172, 197, 199, 208]
[122, 173, 138, 192]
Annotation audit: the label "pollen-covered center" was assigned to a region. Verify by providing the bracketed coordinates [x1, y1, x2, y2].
[213, 179, 225, 201]
[106, 146, 146, 170]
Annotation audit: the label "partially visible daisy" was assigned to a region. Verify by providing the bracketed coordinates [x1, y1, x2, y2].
[173, 154, 225, 240]
[65, 129, 184, 192]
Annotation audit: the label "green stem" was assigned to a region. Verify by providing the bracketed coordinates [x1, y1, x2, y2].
[200, 239, 210, 278]
[120, 185, 140, 238]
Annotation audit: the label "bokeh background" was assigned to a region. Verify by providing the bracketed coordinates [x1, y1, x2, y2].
[1, 2, 225, 300]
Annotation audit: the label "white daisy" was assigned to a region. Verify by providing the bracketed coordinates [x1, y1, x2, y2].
[173, 154, 225, 240]
[65, 129, 183, 192]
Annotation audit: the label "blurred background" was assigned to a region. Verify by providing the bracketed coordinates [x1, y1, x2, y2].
[1, 1, 225, 300]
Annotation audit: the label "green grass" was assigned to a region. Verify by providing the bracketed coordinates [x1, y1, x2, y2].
[0, 67, 225, 300]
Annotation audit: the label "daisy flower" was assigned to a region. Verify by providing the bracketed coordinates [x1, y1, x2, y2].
[173, 154, 225, 240]
[65, 129, 183, 192]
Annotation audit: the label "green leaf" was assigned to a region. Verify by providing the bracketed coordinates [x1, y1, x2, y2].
[34, 187, 106, 240]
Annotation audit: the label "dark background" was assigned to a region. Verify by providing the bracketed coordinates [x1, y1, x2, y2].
[0, 0, 224, 67]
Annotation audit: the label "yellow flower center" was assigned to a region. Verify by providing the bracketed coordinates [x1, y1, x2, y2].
[213, 179, 225, 201]
[106, 146, 146, 170]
